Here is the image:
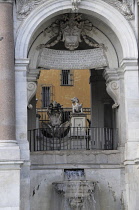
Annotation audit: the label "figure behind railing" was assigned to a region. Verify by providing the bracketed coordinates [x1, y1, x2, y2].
[71, 97, 83, 113]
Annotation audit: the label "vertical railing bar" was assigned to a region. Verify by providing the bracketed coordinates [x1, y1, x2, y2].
[109, 128, 111, 149]
[43, 128, 45, 151]
[53, 127, 54, 151]
[103, 128, 105, 150]
[77, 127, 78, 150]
[59, 127, 63, 150]
[70, 127, 72, 150]
[33, 129, 36, 152]
[37, 128, 40, 151]
[28, 130, 30, 152]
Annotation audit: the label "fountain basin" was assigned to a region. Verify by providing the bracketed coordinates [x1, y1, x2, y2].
[53, 180, 96, 209]
[53, 180, 95, 198]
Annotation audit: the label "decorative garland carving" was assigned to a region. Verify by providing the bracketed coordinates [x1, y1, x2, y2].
[16, 0, 134, 20]
[27, 82, 37, 109]
[37, 14, 103, 51]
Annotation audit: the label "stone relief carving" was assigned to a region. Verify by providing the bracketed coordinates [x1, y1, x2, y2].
[103, 69, 120, 109]
[37, 48, 108, 70]
[106, 81, 120, 109]
[71, 0, 81, 12]
[103, 0, 134, 20]
[16, 0, 44, 19]
[0, 37, 3, 41]
[27, 82, 37, 109]
[16, 0, 134, 20]
[71, 97, 83, 113]
[37, 14, 103, 51]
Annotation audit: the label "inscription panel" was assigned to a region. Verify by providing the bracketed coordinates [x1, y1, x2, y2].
[38, 48, 107, 70]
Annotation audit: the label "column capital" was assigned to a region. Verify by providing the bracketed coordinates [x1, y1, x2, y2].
[15, 58, 30, 71]
[120, 58, 138, 70]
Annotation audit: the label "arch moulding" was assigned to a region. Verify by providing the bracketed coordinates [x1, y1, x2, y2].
[15, 0, 138, 61]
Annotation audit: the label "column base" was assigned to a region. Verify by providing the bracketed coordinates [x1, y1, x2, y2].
[0, 160, 23, 210]
[0, 140, 20, 160]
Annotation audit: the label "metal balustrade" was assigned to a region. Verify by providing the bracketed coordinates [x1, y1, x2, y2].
[28, 127, 118, 152]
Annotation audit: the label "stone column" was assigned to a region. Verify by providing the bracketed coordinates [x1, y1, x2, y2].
[89, 69, 100, 149]
[0, 1, 22, 210]
[0, 0, 15, 142]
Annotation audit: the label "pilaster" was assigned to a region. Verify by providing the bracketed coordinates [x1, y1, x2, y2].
[120, 58, 139, 210]
[15, 58, 31, 210]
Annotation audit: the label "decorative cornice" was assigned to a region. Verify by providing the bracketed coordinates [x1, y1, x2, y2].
[15, 59, 30, 71]
[27, 69, 40, 82]
[120, 58, 138, 68]
[0, 0, 14, 3]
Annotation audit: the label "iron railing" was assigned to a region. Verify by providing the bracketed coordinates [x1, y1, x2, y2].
[28, 127, 118, 152]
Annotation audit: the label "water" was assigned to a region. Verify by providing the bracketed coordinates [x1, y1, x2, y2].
[52, 170, 96, 210]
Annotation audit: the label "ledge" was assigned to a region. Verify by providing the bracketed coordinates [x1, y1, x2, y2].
[0, 160, 24, 170]
[31, 150, 120, 156]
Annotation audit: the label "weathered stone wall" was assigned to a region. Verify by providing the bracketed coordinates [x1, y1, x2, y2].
[30, 151, 125, 210]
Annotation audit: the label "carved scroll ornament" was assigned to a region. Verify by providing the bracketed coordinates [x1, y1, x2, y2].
[103, 69, 120, 109]
[106, 81, 120, 109]
[27, 82, 37, 109]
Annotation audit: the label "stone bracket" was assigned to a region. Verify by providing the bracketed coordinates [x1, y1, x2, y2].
[27, 82, 37, 109]
[103, 68, 120, 109]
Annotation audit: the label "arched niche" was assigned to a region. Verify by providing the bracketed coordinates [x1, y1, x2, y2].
[15, 0, 138, 60]
[28, 14, 119, 70]
[15, 0, 138, 149]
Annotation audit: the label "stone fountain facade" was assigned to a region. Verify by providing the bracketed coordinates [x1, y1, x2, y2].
[0, 0, 139, 210]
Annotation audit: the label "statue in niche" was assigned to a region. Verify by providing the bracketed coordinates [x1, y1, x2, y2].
[42, 101, 70, 138]
[37, 14, 104, 51]
[71, 97, 83, 113]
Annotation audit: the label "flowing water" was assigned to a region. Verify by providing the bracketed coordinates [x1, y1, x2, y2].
[52, 170, 97, 210]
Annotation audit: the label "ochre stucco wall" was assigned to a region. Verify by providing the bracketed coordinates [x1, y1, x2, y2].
[36, 69, 91, 109]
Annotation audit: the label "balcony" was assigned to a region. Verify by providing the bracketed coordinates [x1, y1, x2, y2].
[28, 127, 118, 152]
